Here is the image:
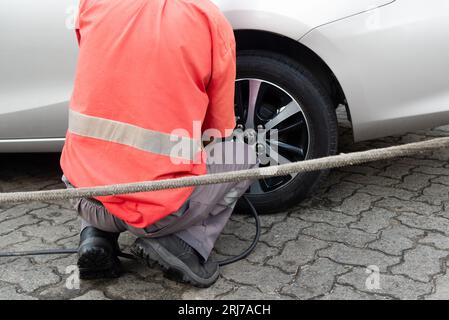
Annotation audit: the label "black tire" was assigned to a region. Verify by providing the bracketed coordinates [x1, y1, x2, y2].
[237, 50, 338, 214]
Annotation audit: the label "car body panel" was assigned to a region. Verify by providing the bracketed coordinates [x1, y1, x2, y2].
[0, 0, 77, 143]
[213, 0, 395, 40]
[300, 0, 449, 141]
[213, 0, 394, 40]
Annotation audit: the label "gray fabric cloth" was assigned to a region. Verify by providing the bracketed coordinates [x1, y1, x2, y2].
[64, 141, 258, 260]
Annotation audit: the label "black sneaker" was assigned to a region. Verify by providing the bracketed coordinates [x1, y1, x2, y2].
[131, 235, 219, 288]
[77, 227, 122, 280]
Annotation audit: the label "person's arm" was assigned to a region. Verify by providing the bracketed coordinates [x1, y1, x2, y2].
[202, 18, 237, 139]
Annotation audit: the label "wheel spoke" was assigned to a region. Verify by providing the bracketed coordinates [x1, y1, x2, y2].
[271, 141, 305, 158]
[268, 147, 291, 165]
[264, 100, 301, 131]
[245, 80, 262, 129]
[234, 81, 246, 120]
[277, 120, 305, 134]
[250, 180, 264, 193]
[267, 146, 298, 179]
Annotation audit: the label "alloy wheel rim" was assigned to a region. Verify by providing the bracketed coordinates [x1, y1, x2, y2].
[235, 78, 311, 195]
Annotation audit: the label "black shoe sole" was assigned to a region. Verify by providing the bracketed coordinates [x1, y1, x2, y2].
[131, 239, 219, 288]
[78, 246, 122, 280]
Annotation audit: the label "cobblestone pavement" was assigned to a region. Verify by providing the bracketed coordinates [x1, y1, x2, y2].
[2, 110, 449, 300]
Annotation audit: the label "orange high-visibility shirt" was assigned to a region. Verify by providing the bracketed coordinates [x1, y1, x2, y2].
[61, 0, 236, 228]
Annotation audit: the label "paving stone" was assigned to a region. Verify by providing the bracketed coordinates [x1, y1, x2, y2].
[400, 133, 428, 144]
[397, 212, 449, 236]
[29, 205, 78, 225]
[428, 148, 449, 161]
[358, 185, 415, 201]
[184, 278, 288, 300]
[105, 274, 182, 300]
[0, 231, 29, 250]
[397, 173, 433, 192]
[223, 220, 263, 242]
[417, 128, 448, 136]
[391, 245, 448, 282]
[32, 254, 78, 274]
[302, 223, 377, 248]
[339, 165, 381, 176]
[292, 208, 358, 228]
[319, 170, 349, 189]
[38, 279, 99, 299]
[260, 218, 312, 248]
[433, 175, 449, 185]
[246, 242, 280, 265]
[397, 158, 444, 168]
[282, 258, 349, 300]
[0, 204, 15, 212]
[215, 234, 254, 257]
[319, 244, 400, 270]
[425, 273, 449, 300]
[3, 237, 52, 253]
[338, 267, 432, 300]
[182, 278, 236, 300]
[20, 221, 77, 244]
[350, 208, 396, 234]
[221, 286, 288, 300]
[0, 257, 19, 267]
[416, 183, 449, 206]
[369, 225, 425, 256]
[2, 179, 62, 193]
[266, 236, 328, 273]
[117, 232, 136, 248]
[0, 215, 41, 236]
[222, 261, 292, 294]
[0, 283, 38, 300]
[71, 290, 110, 300]
[258, 213, 289, 228]
[335, 193, 380, 216]
[0, 203, 49, 221]
[414, 166, 449, 176]
[438, 202, 449, 218]
[434, 124, 449, 132]
[295, 196, 332, 210]
[321, 182, 363, 203]
[343, 174, 399, 187]
[376, 198, 441, 216]
[121, 259, 166, 282]
[368, 161, 392, 170]
[0, 259, 61, 293]
[420, 233, 449, 250]
[319, 284, 391, 300]
[55, 234, 79, 248]
[379, 164, 415, 180]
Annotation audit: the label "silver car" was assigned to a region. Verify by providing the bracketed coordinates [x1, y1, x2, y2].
[1, 0, 449, 213]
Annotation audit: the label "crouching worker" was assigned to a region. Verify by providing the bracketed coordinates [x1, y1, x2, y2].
[60, 0, 258, 288]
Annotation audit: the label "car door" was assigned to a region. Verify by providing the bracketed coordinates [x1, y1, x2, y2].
[0, 0, 78, 144]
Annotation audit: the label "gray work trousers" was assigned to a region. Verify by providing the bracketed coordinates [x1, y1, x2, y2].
[63, 141, 258, 260]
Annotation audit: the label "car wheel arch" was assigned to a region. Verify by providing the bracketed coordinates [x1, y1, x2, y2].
[234, 29, 352, 123]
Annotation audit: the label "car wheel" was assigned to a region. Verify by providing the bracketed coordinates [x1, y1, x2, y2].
[235, 50, 338, 214]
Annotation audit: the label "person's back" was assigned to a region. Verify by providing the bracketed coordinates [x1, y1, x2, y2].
[61, 0, 236, 228]
[62, 0, 257, 288]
